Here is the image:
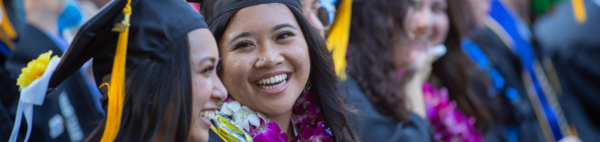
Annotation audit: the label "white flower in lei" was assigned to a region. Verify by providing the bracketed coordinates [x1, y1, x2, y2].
[217, 99, 268, 131]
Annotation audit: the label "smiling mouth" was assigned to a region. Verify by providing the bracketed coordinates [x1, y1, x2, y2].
[255, 73, 290, 90]
[200, 110, 215, 120]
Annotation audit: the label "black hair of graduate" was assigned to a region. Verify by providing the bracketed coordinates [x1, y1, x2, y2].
[346, 0, 412, 122]
[432, 0, 506, 132]
[86, 37, 194, 142]
[204, 3, 358, 142]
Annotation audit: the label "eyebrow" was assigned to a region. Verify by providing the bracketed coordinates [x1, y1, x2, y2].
[199, 57, 216, 65]
[272, 23, 297, 32]
[229, 32, 252, 45]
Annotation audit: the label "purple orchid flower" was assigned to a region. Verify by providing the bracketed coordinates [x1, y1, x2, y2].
[253, 121, 288, 142]
[294, 122, 333, 142]
[423, 83, 484, 142]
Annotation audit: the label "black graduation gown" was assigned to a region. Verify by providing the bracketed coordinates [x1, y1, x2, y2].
[533, 0, 600, 141]
[1, 24, 104, 141]
[208, 128, 225, 142]
[340, 76, 435, 142]
[469, 27, 546, 142]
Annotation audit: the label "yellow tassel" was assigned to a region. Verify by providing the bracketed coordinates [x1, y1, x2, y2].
[572, 0, 587, 24]
[326, 0, 352, 81]
[0, 1, 17, 40]
[100, 0, 132, 141]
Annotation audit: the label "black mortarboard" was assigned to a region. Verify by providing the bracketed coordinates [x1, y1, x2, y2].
[49, 0, 207, 88]
[44, 0, 208, 141]
[200, 0, 302, 26]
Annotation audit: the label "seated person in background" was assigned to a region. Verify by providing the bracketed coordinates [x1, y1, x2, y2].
[341, 0, 435, 141]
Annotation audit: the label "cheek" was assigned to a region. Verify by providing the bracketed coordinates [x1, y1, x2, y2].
[433, 15, 450, 45]
[192, 75, 211, 108]
[220, 55, 253, 91]
[289, 42, 311, 71]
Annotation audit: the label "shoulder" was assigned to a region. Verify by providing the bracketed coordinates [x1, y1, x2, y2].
[339, 76, 435, 142]
[208, 126, 226, 142]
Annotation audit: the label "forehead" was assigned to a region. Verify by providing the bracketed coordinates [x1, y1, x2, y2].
[225, 3, 299, 33]
[189, 29, 218, 56]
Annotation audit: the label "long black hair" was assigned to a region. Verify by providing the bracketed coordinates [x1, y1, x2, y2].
[205, 3, 357, 142]
[347, 0, 412, 122]
[430, 0, 506, 132]
[86, 37, 193, 142]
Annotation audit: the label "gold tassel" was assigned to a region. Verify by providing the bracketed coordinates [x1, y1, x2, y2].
[326, 0, 352, 81]
[572, 0, 587, 24]
[0, 0, 17, 50]
[100, 0, 132, 141]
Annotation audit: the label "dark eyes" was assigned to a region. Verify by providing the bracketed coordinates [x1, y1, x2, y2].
[276, 32, 295, 40]
[232, 31, 294, 50]
[202, 66, 215, 74]
[234, 41, 254, 50]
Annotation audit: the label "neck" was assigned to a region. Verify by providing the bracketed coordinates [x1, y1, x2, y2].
[26, 11, 60, 34]
[264, 110, 294, 139]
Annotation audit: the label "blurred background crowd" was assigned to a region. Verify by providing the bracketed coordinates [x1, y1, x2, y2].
[0, 0, 598, 141]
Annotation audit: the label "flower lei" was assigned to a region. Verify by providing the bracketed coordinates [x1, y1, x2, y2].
[213, 91, 333, 142]
[423, 82, 484, 142]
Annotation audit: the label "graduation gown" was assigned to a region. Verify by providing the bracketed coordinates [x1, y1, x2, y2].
[533, 0, 600, 141]
[340, 76, 435, 142]
[469, 26, 546, 142]
[1, 24, 104, 141]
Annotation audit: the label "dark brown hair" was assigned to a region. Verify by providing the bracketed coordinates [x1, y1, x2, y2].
[205, 3, 358, 142]
[431, 0, 506, 132]
[86, 37, 194, 142]
[347, 0, 412, 122]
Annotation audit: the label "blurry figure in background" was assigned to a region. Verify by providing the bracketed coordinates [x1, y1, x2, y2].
[341, 0, 435, 141]
[531, 0, 568, 17]
[300, 0, 326, 36]
[533, 0, 600, 141]
[450, 0, 577, 141]
[2, 0, 104, 140]
[0, 0, 19, 63]
[0, 1, 22, 137]
[400, 0, 511, 141]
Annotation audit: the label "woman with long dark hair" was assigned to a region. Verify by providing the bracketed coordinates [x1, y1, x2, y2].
[11, 0, 228, 141]
[340, 0, 435, 141]
[200, 0, 357, 141]
[399, 0, 523, 141]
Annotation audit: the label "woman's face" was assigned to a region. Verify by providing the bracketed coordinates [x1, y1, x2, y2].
[218, 3, 311, 117]
[405, 0, 449, 64]
[467, 0, 491, 29]
[187, 28, 228, 142]
[301, 0, 325, 37]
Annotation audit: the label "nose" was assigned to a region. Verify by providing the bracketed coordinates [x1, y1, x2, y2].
[253, 42, 284, 69]
[210, 74, 227, 102]
[411, 7, 432, 40]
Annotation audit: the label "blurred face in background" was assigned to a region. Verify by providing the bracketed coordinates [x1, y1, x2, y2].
[467, 0, 491, 29]
[405, 0, 449, 64]
[24, 0, 64, 16]
[301, 0, 326, 37]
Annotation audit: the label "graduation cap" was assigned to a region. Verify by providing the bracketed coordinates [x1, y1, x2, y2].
[9, 0, 208, 141]
[199, 0, 302, 27]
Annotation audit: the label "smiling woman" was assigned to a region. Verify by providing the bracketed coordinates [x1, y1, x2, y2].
[16, 0, 229, 141]
[201, 0, 357, 141]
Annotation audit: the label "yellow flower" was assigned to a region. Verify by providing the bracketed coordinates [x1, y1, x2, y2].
[16, 50, 58, 90]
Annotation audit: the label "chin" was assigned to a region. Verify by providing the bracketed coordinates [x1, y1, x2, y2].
[260, 92, 300, 115]
[188, 120, 209, 142]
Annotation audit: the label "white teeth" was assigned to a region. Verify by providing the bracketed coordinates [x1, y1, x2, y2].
[257, 74, 288, 85]
[258, 78, 287, 90]
[201, 111, 215, 120]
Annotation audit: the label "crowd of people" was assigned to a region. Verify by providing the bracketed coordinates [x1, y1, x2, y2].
[0, 0, 598, 141]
